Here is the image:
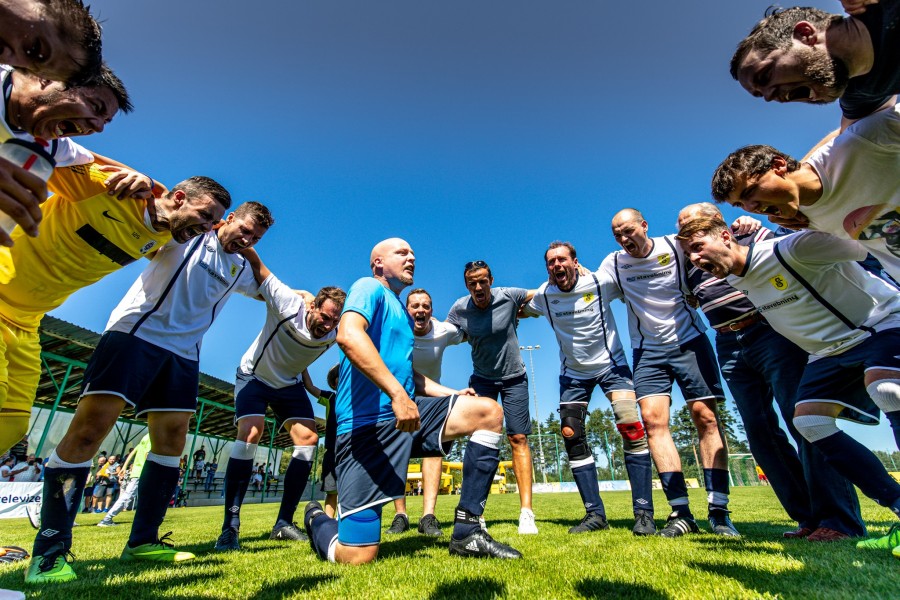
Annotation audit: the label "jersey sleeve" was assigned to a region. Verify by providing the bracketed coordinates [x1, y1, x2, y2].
[236, 266, 263, 297]
[523, 285, 546, 316]
[784, 231, 869, 265]
[506, 287, 529, 306]
[50, 139, 93, 167]
[47, 163, 108, 201]
[259, 273, 304, 320]
[596, 262, 623, 301]
[446, 299, 462, 328]
[445, 321, 465, 345]
[342, 277, 383, 324]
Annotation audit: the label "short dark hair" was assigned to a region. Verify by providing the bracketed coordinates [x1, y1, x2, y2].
[730, 6, 840, 80]
[171, 176, 232, 210]
[39, 0, 103, 84]
[676, 215, 729, 241]
[463, 260, 492, 279]
[711, 144, 801, 203]
[406, 288, 432, 306]
[314, 286, 346, 310]
[86, 63, 132, 113]
[326, 364, 340, 391]
[544, 241, 577, 264]
[233, 201, 275, 229]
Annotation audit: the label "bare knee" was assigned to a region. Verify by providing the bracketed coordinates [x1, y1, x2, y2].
[236, 419, 264, 445]
[335, 543, 379, 565]
[689, 401, 719, 433]
[508, 433, 528, 448]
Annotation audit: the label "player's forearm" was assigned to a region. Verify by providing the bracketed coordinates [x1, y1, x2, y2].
[413, 371, 456, 397]
[301, 369, 323, 398]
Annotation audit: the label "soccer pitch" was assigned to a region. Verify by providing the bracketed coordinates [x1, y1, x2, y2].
[2, 487, 898, 599]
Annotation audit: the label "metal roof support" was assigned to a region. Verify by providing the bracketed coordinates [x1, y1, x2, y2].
[261, 417, 277, 503]
[34, 363, 72, 458]
[183, 400, 208, 490]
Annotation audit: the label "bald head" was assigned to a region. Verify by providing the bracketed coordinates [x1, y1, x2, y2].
[678, 202, 722, 229]
[611, 208, 650, 258]
[370, 237, 415, 293]
[611, 208, 644, 228]
[370, 238, 409, 270]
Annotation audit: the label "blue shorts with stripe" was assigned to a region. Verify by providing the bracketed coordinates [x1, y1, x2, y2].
[633, 334, 724, 402]
[559, 365, 634, 406]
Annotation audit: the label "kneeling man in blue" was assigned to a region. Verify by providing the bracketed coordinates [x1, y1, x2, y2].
[305, 238, 521, 563]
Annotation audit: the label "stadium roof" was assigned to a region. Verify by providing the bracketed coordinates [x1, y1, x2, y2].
[37, 315, 316, 449]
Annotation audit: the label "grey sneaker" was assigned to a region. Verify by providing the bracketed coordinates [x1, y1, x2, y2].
[386, 513, 410, 534]
[97, 519, 117, 527]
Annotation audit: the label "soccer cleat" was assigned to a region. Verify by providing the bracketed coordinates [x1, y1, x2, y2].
[449, 529, 522, 559]
[807, 527, 850, 542]
[418, 514, 443, 537]
[25, 502, 40, 529]
[857, 523, 900, 550]
[96, 519, 117, 527]
[518, 509, 538, 535]
[386, 513, 410, 534]
[568, 511, 609, 534]
[632, 510, 657, 536]
[657, 511, 699, 538]
[121, 532, 195, 562]
[24, 544, 75, 583]
[0, 546, 29, 564]
[214, 527, 241, 552]
[708, 509, 741, 537]
[303, 501, 328, 559]
[479, 516, 487, 532]
[270, 522, 308, 542]
[783, 526, 815, 539]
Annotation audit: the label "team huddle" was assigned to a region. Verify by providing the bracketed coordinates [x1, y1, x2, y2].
[0, 0, 898, 584]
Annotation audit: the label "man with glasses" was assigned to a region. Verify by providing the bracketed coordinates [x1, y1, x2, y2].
[447, 260, 538, 534]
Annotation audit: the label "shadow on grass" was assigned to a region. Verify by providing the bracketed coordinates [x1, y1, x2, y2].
[429, 576, 505, 600]
[247, 573, 338, 600]
[378, 534, 445, 558]
[575, 578, 671, 599]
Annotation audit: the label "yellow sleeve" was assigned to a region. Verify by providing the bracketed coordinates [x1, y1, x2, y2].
[47, 163, 115, 203]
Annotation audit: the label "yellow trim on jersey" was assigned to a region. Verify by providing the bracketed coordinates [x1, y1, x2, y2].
[0, 163, 171, 331]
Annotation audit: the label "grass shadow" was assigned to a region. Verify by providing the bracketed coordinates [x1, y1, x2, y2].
[429, 576, 505, 600]
[575, 578, 671, 599]
[247, 573, 339, 599]
[378, 534, 445, 558]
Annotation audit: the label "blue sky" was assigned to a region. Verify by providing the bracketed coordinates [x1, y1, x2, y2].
[47, 1, 897, 452]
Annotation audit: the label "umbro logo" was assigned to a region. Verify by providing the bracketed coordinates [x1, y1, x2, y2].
[229, 506, 239, 513]
[465, 540, 479, 551]
[550, 300, 560, 304]
[102, 210, 124, 223]
[619, 264, 633, 270]
[41, 529, 59, 537]
[636, 498, 649, 505]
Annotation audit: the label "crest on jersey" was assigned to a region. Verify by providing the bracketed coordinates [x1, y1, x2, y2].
[769, 275, 789, 291]
[582, 292, 595, 303]
[231, 264, 238, 277]
[657, 253, 671, 266]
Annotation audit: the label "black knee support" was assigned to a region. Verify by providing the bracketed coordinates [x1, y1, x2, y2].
[559, 404, 591, 461]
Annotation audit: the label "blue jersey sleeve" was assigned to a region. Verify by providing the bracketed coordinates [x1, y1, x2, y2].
[343, 277, 384, 324]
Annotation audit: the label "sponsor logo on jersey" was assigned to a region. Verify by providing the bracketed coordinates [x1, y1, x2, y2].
[769, 275, 789, 291]
[582, 292, 595, 303]
[230, 264, 238, 277]
[757, 293, 799, 312]
[626, 270, 670, 283]
[139, 240, 157, 254]
[198, 260, 228, 285]
[102, 210, 124, 223]
[657, 253, 671, 266]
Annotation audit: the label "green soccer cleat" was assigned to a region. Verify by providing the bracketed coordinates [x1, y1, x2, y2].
[24, 544, 76, 584]
[856, 523, 900, 551]
[121, 532, 195, 562]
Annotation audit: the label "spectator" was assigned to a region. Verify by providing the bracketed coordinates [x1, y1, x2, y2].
[91, 456, 110, 512]
[0, 456, 14, 481]
[204, 459, 218, 492]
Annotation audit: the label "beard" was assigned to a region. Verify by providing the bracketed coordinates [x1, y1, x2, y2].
[798, 45, 850, 102]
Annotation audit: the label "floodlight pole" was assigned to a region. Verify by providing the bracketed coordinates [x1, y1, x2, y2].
[520, 344, 547, 484]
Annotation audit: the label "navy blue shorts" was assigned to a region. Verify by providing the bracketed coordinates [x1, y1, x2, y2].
[81, 331, 199, 417]
[335, 395, 457, 520]
[795, 328, 900, 425]
[469, 372, 531, 435]
[559, 365, 635, 406]
[319, 449, 337, 494]
[633, 335, 724, 403]
[233, 373, 315, 429]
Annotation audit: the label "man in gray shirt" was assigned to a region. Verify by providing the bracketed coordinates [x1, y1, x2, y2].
[448, 260, 537, 534]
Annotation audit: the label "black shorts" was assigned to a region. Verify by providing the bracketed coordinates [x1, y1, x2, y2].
[633, 335, 724, 403]
[234, 374, 315, 429]
[81, 332, 199, 417]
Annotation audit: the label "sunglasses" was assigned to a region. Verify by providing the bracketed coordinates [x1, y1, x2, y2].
[464, 260, 489, 273]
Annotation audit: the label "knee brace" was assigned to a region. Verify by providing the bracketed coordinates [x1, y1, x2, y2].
[559, 404, 590, 461]
[792, 414, 840, 443]
[866, 379, 900, 413]
[611, 399, 648, 454]
[338, 506, 382, 546]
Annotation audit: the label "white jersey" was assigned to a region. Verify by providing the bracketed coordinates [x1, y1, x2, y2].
[237, 273, 337, 388]
[106, 230, 260, 360]
[0, 66, 93, 167]
[805, 103, 900, 282]
[412, 319, 464, 383]
[524, 271, 628, 379]
[726, 231, 900, 358]
[599, 235, 706, 350]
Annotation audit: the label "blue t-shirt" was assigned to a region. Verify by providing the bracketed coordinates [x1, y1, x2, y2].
[335, 277, 415, 435]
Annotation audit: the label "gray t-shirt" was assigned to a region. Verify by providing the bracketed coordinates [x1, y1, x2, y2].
[447, 287, 528, 380]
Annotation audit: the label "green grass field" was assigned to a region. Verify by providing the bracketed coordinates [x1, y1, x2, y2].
[2, 487, 899, 599]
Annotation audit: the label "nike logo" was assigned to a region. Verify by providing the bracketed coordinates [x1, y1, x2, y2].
[102, 210, 124, 223]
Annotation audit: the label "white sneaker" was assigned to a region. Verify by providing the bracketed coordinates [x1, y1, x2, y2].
[518, 508, 538, 534]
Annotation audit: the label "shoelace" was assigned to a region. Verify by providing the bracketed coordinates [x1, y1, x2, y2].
[156, 531, 176, 548]
[40, 549, 75, 572]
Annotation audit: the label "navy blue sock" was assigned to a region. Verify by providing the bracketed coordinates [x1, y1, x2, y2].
[222, 457, 253, 531]
[33, 465, 89, 556]
[128, 456, 179, 547]
[309, 512, 338, 560]
[659, 471, 692, 517]
[813, 431, 900, 509]
[703, 468, 730, 510]
[453, 434, 499, 539]
[624, 452, 653, 516]
[572, 463, 605, 515]
[886, 410, 900, 453]
[276, 455, 313, 526]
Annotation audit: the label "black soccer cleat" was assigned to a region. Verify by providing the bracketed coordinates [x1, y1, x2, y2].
[632, 510, 657, 536]
[708, 509, 741, 537]
[657, 511, 699, 538]
[568, 511, 610, 534]
[303, 501, 327, 559]
[448, 529, 522, 559]
[270, 522, 308, 542]
[214, 527, 241, 552]
[386, 513, 410, 534]
[418, 514, 443, 537]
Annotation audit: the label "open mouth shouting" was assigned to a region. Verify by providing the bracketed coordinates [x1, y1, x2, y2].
[53, 120, 86, 137]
